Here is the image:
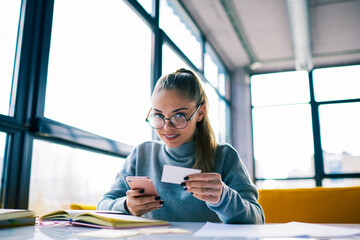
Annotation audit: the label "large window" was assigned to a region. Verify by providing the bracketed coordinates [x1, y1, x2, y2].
[45, 0, 152, 146]
[251, 65, 360, 188]
[160, 0, 202, 68]
[29, 140, 125, 215]
[0, 0, 230, 210]
[0, 0, 21, 116]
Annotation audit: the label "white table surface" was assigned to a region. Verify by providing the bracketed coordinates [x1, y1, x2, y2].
[0, 221, 359, 240]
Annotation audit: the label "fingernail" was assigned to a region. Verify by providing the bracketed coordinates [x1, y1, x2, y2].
[155, 196, 160, 200]
[184, 176, 189, 180]
[139, 189, 144, 194]
[183, 187, 188, 191]
[160, 200, 164, 205]
[181, 182, 186, 186]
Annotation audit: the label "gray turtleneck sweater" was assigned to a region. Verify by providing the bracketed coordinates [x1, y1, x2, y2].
[97, 141, 264, 224]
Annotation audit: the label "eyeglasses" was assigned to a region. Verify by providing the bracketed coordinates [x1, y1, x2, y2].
[145, 104, 202, 129]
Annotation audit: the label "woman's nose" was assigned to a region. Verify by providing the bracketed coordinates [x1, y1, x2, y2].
[163, 118, 175, 130]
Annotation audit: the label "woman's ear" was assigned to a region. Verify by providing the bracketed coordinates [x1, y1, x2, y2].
[196, 104, 206, 122]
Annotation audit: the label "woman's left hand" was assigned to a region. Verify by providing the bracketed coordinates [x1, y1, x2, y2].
[181, 173, 223, 205]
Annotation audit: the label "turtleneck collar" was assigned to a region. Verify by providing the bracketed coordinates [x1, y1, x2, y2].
[164, 141, 196, 160]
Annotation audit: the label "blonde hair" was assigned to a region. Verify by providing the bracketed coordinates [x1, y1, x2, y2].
[152, 68, 217, 172]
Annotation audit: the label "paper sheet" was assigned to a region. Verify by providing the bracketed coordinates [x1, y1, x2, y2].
[76, 229, 139, 238]
[161, 165, 201, 184]
[193, 222, 360, 238]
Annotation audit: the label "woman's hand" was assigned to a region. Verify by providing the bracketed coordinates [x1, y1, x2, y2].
[181, 173, 223, 205]
[125, 189, 164, 216]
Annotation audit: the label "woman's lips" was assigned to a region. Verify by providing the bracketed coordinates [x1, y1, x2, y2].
[163, 134, 180, 140]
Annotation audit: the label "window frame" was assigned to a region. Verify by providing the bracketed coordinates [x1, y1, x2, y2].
[250, 64, 360, 188]
[0, 0, 231, 209]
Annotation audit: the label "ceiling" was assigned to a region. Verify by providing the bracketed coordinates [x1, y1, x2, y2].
[180, 0, 360, 74]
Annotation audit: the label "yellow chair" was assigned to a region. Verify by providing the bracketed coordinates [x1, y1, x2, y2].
[70, 203, 97, 210]
[258, 186, 360, 223]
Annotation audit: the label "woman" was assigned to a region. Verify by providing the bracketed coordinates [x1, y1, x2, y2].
[97, 68, 264, 224]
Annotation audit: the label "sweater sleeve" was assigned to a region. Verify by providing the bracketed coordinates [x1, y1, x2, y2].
[206, 145, 265, 224]
[96, 147, 137, 213]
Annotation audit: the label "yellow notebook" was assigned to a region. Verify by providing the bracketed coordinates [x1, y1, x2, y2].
[0, 209, 36, 228]
[39, 210, 170, 229]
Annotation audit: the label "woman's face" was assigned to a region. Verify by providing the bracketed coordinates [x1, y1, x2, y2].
[151, 89, 205, 148]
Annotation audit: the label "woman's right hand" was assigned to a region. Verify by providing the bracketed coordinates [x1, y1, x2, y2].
[125, 189, 164, 216]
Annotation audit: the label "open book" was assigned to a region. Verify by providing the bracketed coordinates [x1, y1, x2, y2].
[39, 210, 170, 229]
[0, 209, 36, 228]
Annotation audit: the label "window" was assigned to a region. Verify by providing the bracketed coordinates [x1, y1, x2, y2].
[252, 66, 360, 188]
[319, 102, 360, 174]
[162, 43, 192, 74]
[45, 0, 152, 146]
[252, 105, 315, 179]
[251, 71, 315, 187]
[251, 71, 310, 106]
[0, 0, 21, 116]
[29, 140, 126, 216]
[204, 43, 229, 142]
[160, 0, 201, 68]
[313, 65, 360, 101]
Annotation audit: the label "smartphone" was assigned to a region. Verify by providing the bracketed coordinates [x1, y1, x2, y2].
[125, 176, 159, 196]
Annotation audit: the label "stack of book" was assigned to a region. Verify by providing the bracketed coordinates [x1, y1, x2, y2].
[0, 209, 36, 228]
[39, 209, 170, 229]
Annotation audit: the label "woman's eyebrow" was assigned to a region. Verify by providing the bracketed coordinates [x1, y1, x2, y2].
[173, 108, 189, 112]
[152, 108, 189, 113]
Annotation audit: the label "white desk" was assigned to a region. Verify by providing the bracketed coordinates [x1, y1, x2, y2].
[0, 222, 359, 239]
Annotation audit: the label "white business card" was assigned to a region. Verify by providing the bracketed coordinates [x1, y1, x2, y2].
[161, 165, 201, 184]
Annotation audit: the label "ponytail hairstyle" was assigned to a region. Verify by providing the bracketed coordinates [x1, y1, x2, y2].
[152, 68, 217, 172]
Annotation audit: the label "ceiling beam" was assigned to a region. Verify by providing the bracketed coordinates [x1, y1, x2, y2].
[219, 0, 259, 69]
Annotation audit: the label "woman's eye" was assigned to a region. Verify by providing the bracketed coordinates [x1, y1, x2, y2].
[174, 113, 186, 119]
[153, 113, 164, 119]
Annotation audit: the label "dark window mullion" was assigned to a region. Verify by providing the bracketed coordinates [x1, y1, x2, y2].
[308, 70, 325, 186]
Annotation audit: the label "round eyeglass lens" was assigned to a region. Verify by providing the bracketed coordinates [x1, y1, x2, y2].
[171, 114, 187, 128]
[149, 115, 164, 129]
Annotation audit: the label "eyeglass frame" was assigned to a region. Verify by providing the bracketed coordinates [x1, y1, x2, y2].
[145, 104, 202, 129]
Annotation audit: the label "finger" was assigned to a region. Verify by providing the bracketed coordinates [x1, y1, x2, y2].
[185, 172, 221, 181]
[186, 186, 221, 196]
[191, 192, 220, 205]
[129, 200, 164, 216]
[183, 180, 223, 189]
[126, 189, 146, 197]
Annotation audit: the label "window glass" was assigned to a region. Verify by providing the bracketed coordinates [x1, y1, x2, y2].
[160, 0, 201, 68]
[203, 83, 220, 142]
[319, 102, 360, 174]
[256, 179, 315, 189]
[251, 71, 310, 106]
[137, 0, 152, 15]
[204, 52, 219, 89]
[205, 43, 227, 95]
[313, 65, 360, 101]
[29, 140, 126, 216]
[45, 0, 152, 146]
[0, 0, 21, 116]
[322, 178, 360, 188]
[162, 43, 192, 75]
[252, 104, 314, 179]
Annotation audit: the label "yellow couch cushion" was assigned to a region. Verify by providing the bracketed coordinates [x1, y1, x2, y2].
[258, 186, 360, 223]
[70, 203, 97, 210]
